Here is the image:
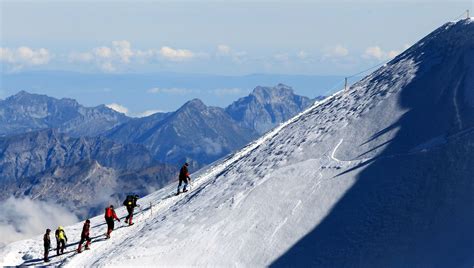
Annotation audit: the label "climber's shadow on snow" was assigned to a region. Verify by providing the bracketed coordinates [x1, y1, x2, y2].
[21, 249, 77, 266]
[272, 21, 474, 267]
[20, 234, 106, 266]
[91, 207, 149, 229]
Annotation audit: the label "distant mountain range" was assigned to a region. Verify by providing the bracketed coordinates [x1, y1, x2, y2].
[0, 71, 345, 113]
[0, 91, 129, 137]
[0, 84, 320, 217]
[106, 98, 257, 165]
[0, 129, 177, 218]
[106, 84, 318, 166]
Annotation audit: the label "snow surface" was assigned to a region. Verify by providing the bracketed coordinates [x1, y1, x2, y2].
[1, 19, 473, 267]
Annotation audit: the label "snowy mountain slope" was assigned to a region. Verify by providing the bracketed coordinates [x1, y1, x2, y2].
[1, 18, 474, 267]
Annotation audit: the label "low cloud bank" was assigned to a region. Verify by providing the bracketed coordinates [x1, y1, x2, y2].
[0, 197, 79, 247]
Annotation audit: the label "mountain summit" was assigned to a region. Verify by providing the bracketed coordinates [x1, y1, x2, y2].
[107, 99, 257, 166]
[2, 19, 473, 267]
[106, 86, 313, 166]
[226, 84, 316, 134]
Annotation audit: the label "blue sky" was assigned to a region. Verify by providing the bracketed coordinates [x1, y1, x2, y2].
[1, 0, 471, 75]
[0, 0, 472, 114]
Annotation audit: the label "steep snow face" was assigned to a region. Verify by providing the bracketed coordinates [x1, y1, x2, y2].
[1, 19, 474, 267]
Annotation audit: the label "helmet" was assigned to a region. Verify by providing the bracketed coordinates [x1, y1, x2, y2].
[58, 226, 63, 230]
[85, 219, 90, 223]
[184, 162, 189, 166]
[46, 228, 51, 233]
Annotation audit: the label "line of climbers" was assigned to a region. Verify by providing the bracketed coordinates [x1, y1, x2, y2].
[42, 194, 140, 262]
[41, 162, 193, 263]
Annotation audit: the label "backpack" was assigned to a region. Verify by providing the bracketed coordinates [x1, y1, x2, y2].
[123, 195, 134, 207]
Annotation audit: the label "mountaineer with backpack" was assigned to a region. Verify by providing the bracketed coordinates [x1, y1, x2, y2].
[77, 219, 92, 253]
[43, 228, 51, 262]
[123, 195, 140, 226]
[177, 162, 192, 195]
[55, 226, 68, 255]
[104, 205, 120, 239]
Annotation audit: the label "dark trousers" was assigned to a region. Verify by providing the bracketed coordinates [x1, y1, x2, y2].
[56, 239, 66, 255]
[106, 217, 114, 237]
[44, 246, 49, 261]
[177, 177, 189, 192]
[125, 207, 134, 224]
[78, 235, 91, 251]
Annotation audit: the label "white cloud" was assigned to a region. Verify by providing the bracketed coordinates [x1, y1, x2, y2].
[0, 197, 79, 246]
[202, 137, 223, 156]
[69, 42, 199, 71]
[387, 50, 400, 59]
[217, 44, 232, 55]
[147, 87, 194, 95]
[297, 50, 309, 59]
[159, 46, 194, 61]
[135, 49, 157, 63]
[0, 46, 51, 70]
[106, 103, 167, 117]
[210, 88, 245, 96]
[70, 40, 161, 72]
[100, 62, 116, 72]
[112, 40, 134, 63]
[363, 45, 406, 61]
[106, 103, 129, 115]
[0, 48, 13, 62]
[136, 109, 166, 117]
[215, 44, 247, 63]
[325, 45, 349, 58]
[230, 51, 247, 63]
[94, 46, 113, 59]
[273, 53, 290, 62]
[363, 46, 384, 60]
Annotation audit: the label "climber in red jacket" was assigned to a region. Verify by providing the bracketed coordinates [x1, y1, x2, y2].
[104, 205, 120, 239]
